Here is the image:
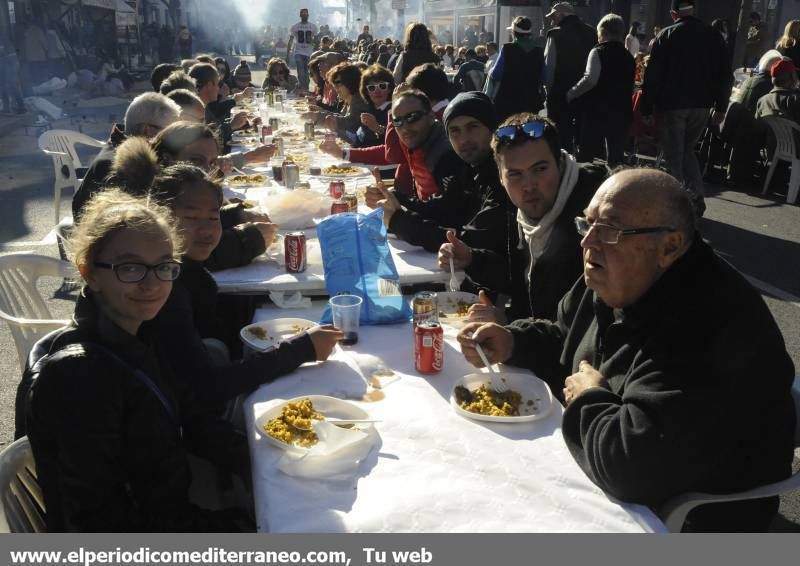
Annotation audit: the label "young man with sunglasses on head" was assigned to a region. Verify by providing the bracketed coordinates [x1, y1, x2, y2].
[439, 113, 605, 323]
[457, 168, 796, 532]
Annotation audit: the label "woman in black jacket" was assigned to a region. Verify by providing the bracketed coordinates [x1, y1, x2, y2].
[24, 189, 251, 532]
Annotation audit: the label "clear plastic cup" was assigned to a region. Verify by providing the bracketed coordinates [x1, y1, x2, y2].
[329, 294, 362, 345]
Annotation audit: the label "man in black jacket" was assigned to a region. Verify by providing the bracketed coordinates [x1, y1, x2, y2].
[458, 168, 796, 532]
[640, 0, 732, 215]
[72, 93, 181, 220]
[543, 3, 596, 153]
[440, 113, 605, 323]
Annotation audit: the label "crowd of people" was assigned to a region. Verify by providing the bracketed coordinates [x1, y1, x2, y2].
[8, 1, 798, 534]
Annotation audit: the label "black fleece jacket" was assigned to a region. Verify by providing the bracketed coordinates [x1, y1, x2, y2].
[506, 239, 796, 531]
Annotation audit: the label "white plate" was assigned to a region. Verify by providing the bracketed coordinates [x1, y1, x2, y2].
[319, 164, 371, 178]
[240, 317, 316, 352]
[450, 371, 554, 423]
[254, 395, 373, 453]
[436, 291, 479, 329]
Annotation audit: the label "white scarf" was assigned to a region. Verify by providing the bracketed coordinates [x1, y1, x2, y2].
[517, 150, 579, 284]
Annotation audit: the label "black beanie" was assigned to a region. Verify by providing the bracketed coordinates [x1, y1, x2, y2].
[443, 91, 498, 132]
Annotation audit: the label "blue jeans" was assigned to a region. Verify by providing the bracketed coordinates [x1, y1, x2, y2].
[660, 108, 709, 200]
[294, 54, 310, 91]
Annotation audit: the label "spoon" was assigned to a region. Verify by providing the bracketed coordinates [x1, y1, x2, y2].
[290, 417, 381, 431]
[448, 256, 458, 292]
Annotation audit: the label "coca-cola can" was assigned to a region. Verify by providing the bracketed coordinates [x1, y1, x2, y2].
[330, 200, 349, 215]
[415, 321, 444, 373]
[329, 180, 345, 199]
[412, 291, 438, 326]
[284, 232, 307, 273]
[260, 124, 272, 142]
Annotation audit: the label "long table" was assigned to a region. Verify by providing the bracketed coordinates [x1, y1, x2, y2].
[245, 302, 666, 533]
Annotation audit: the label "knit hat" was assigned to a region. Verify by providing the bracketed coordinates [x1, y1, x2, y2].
[233, 61, 251, 84]
[443, 92, 498, 132]
[770, 59, 798, 78]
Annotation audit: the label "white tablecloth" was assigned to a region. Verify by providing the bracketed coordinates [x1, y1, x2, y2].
[212, 227, 452, 294]
[245, 303, 666, 533]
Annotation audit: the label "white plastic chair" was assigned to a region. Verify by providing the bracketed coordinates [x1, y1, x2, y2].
[760, 116, 800, 204]
[0, 254, 72, 372]
[37, 129, 104, 225]
[659, 377, 800, 532]
[0, 437, 45, 532]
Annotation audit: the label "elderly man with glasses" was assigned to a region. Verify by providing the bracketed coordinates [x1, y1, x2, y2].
[458, 167, 796, 532]
[440, 112, 606, 323]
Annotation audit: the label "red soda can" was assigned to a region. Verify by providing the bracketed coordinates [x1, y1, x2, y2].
[415, 321, 444, 373]
[284, 232, 307, 273]
[329, 180, 346, 199]
[331, 200, 349, 215]
[260, 124, 272, 142]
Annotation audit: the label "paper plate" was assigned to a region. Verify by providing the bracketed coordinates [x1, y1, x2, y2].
[254, 395, 373, 454]
[436, 291, 479, 329]
[450, 371, 554, 423]
[240, 318, 316, 352]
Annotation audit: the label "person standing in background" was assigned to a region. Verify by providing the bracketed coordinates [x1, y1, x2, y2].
[625, 22, 641, 55]
[0, 29, 25, 114]
[287, 8, 318, 92]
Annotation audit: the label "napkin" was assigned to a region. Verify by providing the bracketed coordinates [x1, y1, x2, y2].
[277, 421, 377, 480]
[269, 291, 312, 309]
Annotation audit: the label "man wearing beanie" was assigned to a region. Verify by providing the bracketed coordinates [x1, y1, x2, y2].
[440, 112, 606, 323]
[485, 16, 545, 122]
[640, 0, 731, 216]
[756, 58, 800, 124]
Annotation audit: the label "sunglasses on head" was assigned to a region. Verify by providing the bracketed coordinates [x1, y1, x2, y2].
[494, 120, 546, 144]
[392, 110, 427, 128]
[366, 82, 390, 93]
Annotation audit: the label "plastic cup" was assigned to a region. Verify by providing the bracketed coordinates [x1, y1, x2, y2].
[329, 294, 362, 345]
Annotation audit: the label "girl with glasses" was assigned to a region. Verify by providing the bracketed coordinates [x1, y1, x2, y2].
[357, 64, 396, 147]
[22, 189, 253, 531]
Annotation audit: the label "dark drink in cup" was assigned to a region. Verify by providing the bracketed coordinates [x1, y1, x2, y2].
[340, 331, 358, 345]
[272, 163, 284, 183]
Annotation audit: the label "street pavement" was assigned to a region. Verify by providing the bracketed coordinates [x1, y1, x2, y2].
[0, 71, 798, 530]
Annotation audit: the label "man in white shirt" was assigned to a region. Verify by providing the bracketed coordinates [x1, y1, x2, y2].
[287, 8, 318, 92]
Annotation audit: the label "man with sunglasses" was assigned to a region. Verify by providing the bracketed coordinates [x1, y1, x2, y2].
[365, 87, 464, 246]
[440, 113, 605, 323]
[458, 168, 796, 532]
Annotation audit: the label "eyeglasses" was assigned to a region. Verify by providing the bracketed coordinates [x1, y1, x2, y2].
[494, 121, 546, 144]
[366, 82, 390, 93]
[392, 110, 428, 128]
[574, 217, 675, 245]
[94, 261, 182, 283]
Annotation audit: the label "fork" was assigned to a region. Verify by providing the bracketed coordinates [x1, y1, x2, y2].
[448, 256, 459, 292]
[474, 342, 507, 392]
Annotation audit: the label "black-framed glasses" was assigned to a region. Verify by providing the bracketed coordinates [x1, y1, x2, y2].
[494, 120, 546, 144]
[575, 217, 675, 245]
[94, 261, 181, 283]
[366, 82, 390, 93]
[392, 110, 427, 128]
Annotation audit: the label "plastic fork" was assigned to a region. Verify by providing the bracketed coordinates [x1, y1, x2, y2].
[290, 418, 381, 431]
[474, 342, 507, 392]
[448, 256, 458, 292]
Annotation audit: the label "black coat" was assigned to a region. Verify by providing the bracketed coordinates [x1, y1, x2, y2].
[506, 239, 796, 531]
[21, 292, 249, 532]
[465, 162, 605, 322]
[72, 124, 126, 220]
[640, 16, 732, 114]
